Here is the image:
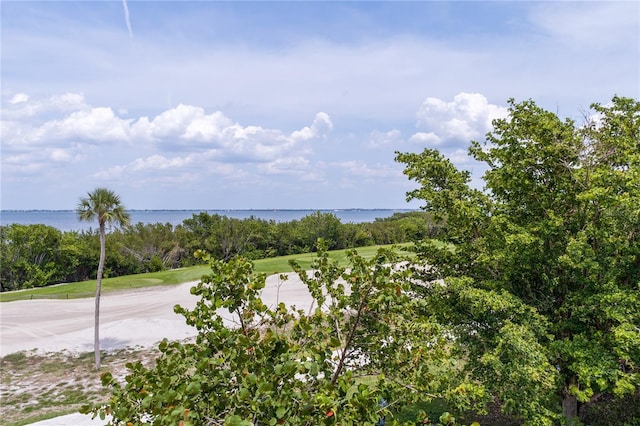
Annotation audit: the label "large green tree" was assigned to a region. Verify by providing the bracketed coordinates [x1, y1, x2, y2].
[0, 224, 70, 291]
[77, 188, 130, 369]
[396, 96, 640, 424]
[113, 222, 185, 272]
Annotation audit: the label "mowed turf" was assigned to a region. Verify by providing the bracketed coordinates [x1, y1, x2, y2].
[0, 244, 414, 302]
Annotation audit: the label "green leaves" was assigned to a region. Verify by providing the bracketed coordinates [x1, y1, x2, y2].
[76, 187, 131, 229]
[86, 243, 483, 425]
[395, 149, 488, 232]
[398, 96, 640, 424]
[85, 243, 429, 425]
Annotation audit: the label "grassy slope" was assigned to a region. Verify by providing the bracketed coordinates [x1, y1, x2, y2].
[0, 244, 413, 302]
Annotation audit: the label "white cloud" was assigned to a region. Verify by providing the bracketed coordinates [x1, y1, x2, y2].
[9, 93, 28, 104]
[368, 129, 403, 148]
[415, 92, 508, 143]
[183, 111, 233, 142]
[1, 93, 332, 168]
[35, 107, 132, 143]
[291, 112, 333, 142]
[92, 151, 248, 186]
[50, 149, 73, 162]
[2, 92, 88, 121]
[93, 154, 195, 179]
[128, 105, 331, 162]
[2, 146, 84, 181]
[1, 93, 338, 206]
[131, 154, 193, 171]
[122, 0, 133, 41]
[409, 132, 441, 146]
[135, 104, 229, 141]
[48, 93, 87, 112]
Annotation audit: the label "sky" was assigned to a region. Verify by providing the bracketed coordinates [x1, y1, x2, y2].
[1, 1, 639, 210]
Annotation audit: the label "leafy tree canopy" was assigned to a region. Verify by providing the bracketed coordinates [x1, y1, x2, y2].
[396, 96, 640, 425]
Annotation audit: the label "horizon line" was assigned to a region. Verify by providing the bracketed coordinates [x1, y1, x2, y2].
[1, 207, 418, 212]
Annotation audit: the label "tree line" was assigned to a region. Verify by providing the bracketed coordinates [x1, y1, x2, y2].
[0, 211, 437, 292]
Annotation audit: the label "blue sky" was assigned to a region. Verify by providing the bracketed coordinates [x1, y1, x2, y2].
[1, 1, 638, 210]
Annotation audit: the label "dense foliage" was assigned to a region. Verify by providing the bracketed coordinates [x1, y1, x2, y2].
[84, 243, 484, 425]
[396, 96, 640, 425]
[0, 211, 434, 292]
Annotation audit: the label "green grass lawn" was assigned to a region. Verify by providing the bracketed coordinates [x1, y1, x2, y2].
[0, 244, 414, 302]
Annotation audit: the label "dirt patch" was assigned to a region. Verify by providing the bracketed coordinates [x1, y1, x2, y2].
[0, 347, 161, 426]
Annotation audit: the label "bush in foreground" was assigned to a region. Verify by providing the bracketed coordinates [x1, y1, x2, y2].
[83, 242, 485, 425]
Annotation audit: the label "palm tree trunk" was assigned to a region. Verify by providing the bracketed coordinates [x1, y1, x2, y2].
[95, 225, 106, 370]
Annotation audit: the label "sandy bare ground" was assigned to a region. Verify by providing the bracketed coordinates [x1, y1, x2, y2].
[0, 273, 313, 357]
[1, 282, 199, 357]
[0, 273, 314, 425]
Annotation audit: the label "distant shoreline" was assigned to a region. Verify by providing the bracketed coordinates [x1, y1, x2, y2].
[1, 209, 419, 232]
[1, 208, 412, 212]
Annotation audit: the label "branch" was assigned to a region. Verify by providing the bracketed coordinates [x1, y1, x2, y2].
[330, 279, 374, 386]
[390, 377, 439, 400]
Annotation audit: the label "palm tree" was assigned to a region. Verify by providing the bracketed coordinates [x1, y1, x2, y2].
[76, 188, 130, 369]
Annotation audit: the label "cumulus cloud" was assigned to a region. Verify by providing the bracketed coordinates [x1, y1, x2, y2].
[413, 92, 508, 144]
[1, 93, 332, 169]
[142, 104, 209, 139]
[130, 104, 233, 143]
[125, 105, 331, 162]
[35, 107, 132, 143]
[0, 93, 337, 189]
[291, 112, 333, 142]
[409, 131, 441, 145]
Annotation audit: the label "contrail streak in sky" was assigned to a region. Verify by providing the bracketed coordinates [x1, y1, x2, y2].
[122, 0, 133, 41]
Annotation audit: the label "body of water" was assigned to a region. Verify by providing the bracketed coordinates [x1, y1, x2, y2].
[0, 209, 417, 232]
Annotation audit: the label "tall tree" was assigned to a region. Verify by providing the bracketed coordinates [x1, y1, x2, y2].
[76, 188, 130, 369]
[396, 96, 640, 425]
